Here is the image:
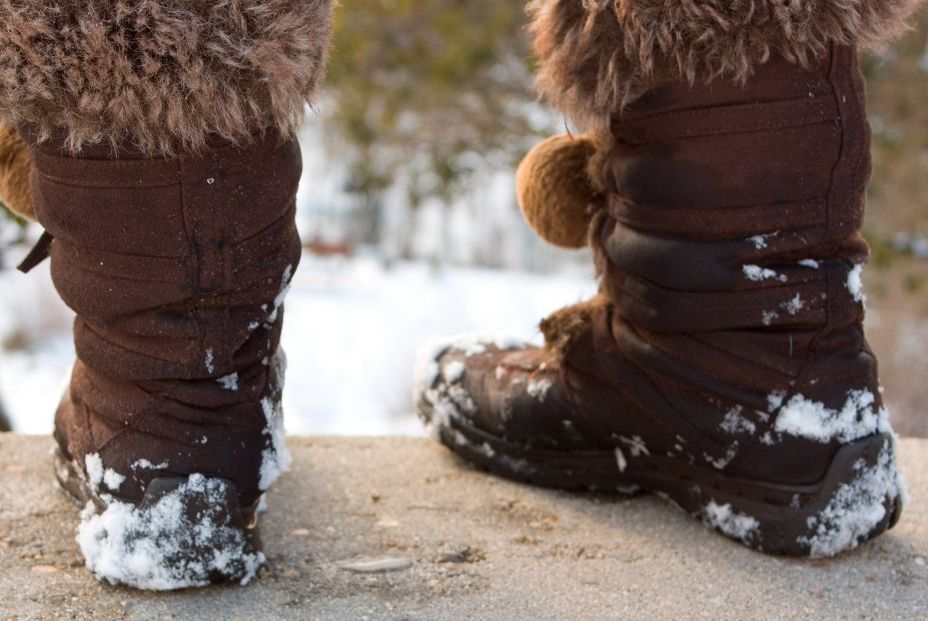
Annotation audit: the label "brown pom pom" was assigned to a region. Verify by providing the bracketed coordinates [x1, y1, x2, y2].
[516, 134, 604, 249]
[0, 124, 34, 221]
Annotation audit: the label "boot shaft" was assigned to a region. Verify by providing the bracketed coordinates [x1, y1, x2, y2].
[0, 0, 334, 589]
[603, 46, 870, 247]
[27, 128, 304, 382]
[571, 47, 889, 481]
[25, 129, 303, 507]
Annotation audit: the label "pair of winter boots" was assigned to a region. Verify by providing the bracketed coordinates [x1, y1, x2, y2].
[0, 1, 920, 589]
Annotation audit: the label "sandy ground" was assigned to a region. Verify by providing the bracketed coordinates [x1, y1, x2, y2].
[1, 435, 926, 620]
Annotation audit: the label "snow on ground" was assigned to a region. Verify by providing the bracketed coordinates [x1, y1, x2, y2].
[0, 258, 75, 435]
[280, 254, 596, 435]
[0, 252, 596, 436]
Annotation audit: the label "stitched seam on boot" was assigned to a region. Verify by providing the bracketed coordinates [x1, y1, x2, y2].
[176, 154, 208, 380]
[79, 320, 198, 367]
[31, 169, 179, 190]
[55, 254, 187, 285]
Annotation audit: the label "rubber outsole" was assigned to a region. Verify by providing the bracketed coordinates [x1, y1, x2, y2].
[423, 403, 903, 558]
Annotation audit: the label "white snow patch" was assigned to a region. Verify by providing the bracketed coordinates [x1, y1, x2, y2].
[413, 344, 443, 404]
[743, 265, 787, 283]
[83, 452, 122, 493]
[265, 264, 295, 326]
[275, 265, 294, 309]
[800, 442, 904, 557]
[762, 311, 779, 326]
[441, 361, 466, 384]
[748, 235, 769, 250]
[132, 459, 169, 471]
[259, 396, 292, 490]
[619, 435, 650, 458]
[615, 448, 628, 473]
[847, 264, 866, 304]
[767, 391, 787, 412]
[526, 377, 553, 402]
[85, 454, 104, 491]
[258, 352, 292, 490]
[799, 259, 821, 269]
[77, 474, 264, 590]
[421, 387, 464, 439]
[781, 294, 805, 316]
[217, 373, 239, 392]
[204, 349, 215, 374]
[773, 390, 889, 444]
[103, 469, 126, 492]
[703, 501, 760, 545]
[720, 407, 756, 435]
[703, 445, 738, 470]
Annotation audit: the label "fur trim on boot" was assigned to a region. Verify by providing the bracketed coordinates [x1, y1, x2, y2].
[0, 0, 335, 155]
[540, 293, 611, 356]
[529, 0, 924, 129]
[0, 124, 33, 221]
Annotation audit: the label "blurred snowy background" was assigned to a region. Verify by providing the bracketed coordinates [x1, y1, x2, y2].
[1, 3, 927, 436]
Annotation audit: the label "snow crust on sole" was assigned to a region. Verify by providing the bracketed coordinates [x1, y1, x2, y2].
[76, 474, 263, 591]
[799, 439, 906, 558]
[430, 406, 904, 558]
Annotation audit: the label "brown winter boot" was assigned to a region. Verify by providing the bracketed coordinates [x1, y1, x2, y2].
[417, 1, 922, 557]
[0, 1, 333, 589]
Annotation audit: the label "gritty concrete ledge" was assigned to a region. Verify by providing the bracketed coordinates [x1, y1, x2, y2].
[1, 435, 926, 621]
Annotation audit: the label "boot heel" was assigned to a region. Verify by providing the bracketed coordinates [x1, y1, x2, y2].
[697, 433, 905, 557]
[55, 450, 264, 590]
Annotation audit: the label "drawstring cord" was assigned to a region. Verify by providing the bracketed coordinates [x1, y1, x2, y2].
[16, 230, 53, 273]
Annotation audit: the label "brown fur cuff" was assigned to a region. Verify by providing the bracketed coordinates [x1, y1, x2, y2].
[0, 0, 335, 155]
[529, 0, 924, 129]
[540, 293, 611, 357]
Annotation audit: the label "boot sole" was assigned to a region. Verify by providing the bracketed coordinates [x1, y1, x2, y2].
[427, 409, 903, 558]
[54, 449, 264, 589]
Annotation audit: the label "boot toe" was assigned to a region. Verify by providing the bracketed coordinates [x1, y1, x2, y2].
[415, 335, 540, 431]
[415, 335, 583, 450]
